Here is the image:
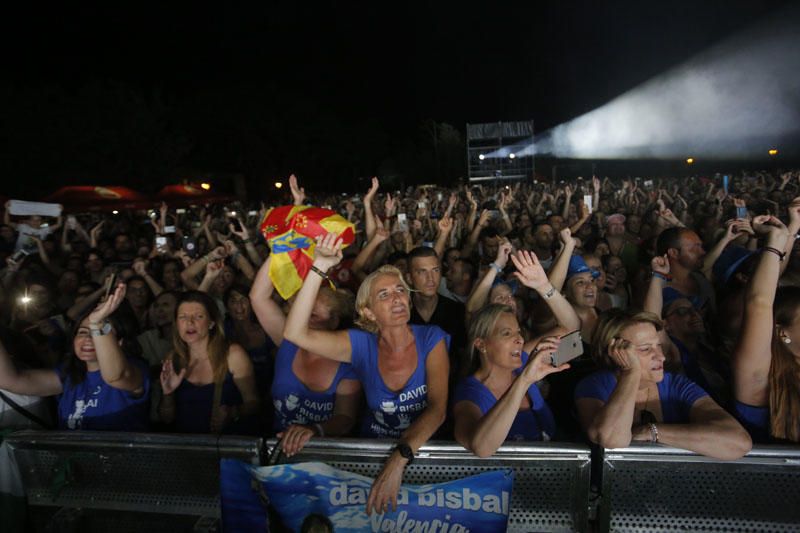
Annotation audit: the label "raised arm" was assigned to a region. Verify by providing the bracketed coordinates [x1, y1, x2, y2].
[249, 256, 287, 346]
[363, 177, 380, 242]
[465, 240, 511, 316]
[643, 255, 669, 316]
[455, 337, 565, 457]
[432, 216, 453, 260]
[701, 220, 746, 281]
[732, 215, 789, 407]
[511, 250, 581, 341]
[548, 228, 577, 291]
[351, 226, 389, 281]
[283, 233, 352, 362]
[88, 283, 145, 394]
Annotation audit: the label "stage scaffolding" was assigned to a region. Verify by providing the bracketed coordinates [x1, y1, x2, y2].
[466, 120, 534, 183]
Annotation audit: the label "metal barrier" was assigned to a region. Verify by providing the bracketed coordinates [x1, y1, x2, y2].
[599, 444, 800, 533]
[266, 438, 593, 533]
[6, 430, 262, 532]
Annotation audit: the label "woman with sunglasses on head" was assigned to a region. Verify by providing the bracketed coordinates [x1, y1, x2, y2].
[0, 283, 150, 431]
[574, 309, 750, 459]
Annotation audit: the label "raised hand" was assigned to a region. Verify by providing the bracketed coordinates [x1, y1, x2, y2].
[289, 174, 306, 206]
[160, 359, 187, 396]
[559, 228, 576, 248]
[205, 259, 224, 279]
[132, 259, 148, 277]
[384, 193, 396, 217]
[494, 240, 513, 269]
[229, 218, 250, 241]
[511, 250, 549, 291]
[650, 254, 670, 276]
[365, 177, 380, 203]
[88, 282, 126, 324]
[437, 216, 453, 234]
[477, 209, 491, 228]
[313, 232, 344, 271]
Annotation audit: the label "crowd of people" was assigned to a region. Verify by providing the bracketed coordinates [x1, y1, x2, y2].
[2, 169, 800, 513]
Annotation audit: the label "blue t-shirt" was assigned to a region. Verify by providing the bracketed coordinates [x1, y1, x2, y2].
[57, 357, 150, 431]
[734, 401, 770, 443]
[173, 372, 242, 434]
[348, 324, 450, 438]
[574, 370, 708, 423]
[271, 340, 358, 433]
[453, 352, 555, 441]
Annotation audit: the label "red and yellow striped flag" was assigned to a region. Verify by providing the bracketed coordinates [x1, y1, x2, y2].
[259, 205, 355, 299]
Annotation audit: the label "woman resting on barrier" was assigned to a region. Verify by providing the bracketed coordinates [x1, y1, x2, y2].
[454, 250, 580, 457]
[732, 214, 800, 442]
[158, 291, 260, 434]
[284, 233, 450, 516]
[0, 283, 150, 430]
[250, 256, 361, 456]
[575, 309, 751, 460]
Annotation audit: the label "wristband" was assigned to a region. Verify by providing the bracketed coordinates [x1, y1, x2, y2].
[651, 271, 672, 282]
[310, 265, 337, 291]
[394, 442, 414, 465]
[542, 285, 556, 299]
[489, 262, 503, 274]
[762, 246, 786, 262]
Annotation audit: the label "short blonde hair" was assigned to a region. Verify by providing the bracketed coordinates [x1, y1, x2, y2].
[591, 309, 663, 369]
[354, 265, 412, 333]
[466, 304, 515, 375]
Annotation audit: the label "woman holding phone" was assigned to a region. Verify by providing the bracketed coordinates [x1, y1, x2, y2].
[453, 250, 579, 457]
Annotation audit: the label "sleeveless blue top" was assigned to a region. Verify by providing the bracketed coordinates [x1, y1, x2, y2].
[57, 357, 150, 431]
[173, 371, 242, 433]
[271, 340, 358, 433]
[453, 352, 555, 441]
[348, 324, 450, 438]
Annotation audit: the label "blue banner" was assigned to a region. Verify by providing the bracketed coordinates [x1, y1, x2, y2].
[220, 460, 513, 532]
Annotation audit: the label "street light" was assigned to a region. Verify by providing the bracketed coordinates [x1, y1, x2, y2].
[769, 149, 779, 156]
[275, 182, 283, 189]
[686, 158, 694, 165]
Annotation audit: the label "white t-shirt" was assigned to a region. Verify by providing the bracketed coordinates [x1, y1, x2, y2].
[14, 223, 52, 252]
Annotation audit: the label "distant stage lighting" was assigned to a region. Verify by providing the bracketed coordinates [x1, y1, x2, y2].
[478, 154, 485, 160]
[275, 182, 283, 189]
[686, 158, 695, 164]
[112, 210, 119, 214]
[201, 183, 211, 190]
[509, 153, 516, 159]
[519, 5, 800, 160]
[769, 149, 779, 156]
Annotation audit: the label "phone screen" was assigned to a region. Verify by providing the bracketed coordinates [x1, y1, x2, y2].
[104, 273, 117, 299]
[736, 206, 748, 219]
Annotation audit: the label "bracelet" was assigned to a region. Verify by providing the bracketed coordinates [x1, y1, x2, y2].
[651, 271, 672, 282]
[762, 246, 786, 262]
[649, 423, 660, 443]
[542, 285, 556, 299]
[313, 423, 325, 437]
[489, 262, 503, 274]
[310, 265, 337, 291]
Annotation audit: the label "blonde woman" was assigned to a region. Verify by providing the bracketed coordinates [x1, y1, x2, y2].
[284, 233, 449, 516]
[159, 291, 259, 434]
[575, 309, 751, 460]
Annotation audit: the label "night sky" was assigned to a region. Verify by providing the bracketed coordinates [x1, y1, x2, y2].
[0, 1, 793, 195]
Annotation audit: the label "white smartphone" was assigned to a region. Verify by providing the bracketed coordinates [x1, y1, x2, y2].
[583, 194, 593, 214]
[163, 225, 176, 234]
[551, 330, 583, 367]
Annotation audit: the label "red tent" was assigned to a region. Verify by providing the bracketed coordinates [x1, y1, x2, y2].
[155, 184, 236, 207]
[42, 186, 153, 213]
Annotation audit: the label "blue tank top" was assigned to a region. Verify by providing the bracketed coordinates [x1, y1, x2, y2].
[271, 340, 358, 433]
[173, 371, 242, 433]
[453, 352, 555, 441]
[348, 324, 450, 438]
[57, 357, 150, 431]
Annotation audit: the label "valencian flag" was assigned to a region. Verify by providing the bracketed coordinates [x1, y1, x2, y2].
[260, 205, 355, 299]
